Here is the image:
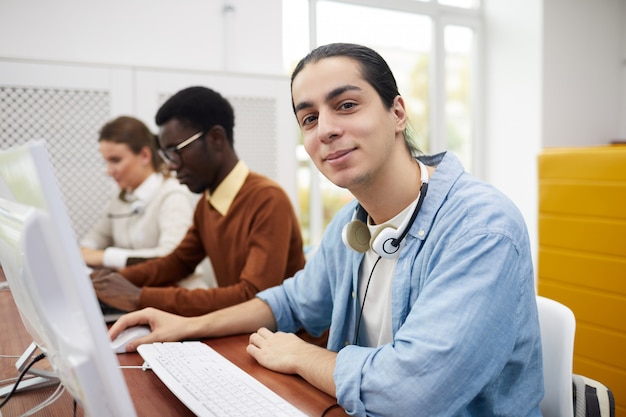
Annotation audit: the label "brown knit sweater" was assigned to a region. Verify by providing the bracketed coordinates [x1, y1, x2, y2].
[119, 172, 305, 316]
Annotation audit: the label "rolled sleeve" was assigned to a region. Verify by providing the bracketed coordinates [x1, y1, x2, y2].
[335, 345, 370, 416]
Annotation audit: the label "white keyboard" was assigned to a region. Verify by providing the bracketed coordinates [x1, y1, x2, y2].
[137, 342, 307, 417]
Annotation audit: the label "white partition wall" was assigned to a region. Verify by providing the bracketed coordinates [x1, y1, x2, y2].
[0, 59, 298, 239]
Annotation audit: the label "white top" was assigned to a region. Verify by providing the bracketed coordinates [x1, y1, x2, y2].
[357, 201, 416, 347]
[80, 173, 195, 269]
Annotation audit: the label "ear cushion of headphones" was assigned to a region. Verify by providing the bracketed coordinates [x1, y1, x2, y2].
[342, 220, 371, 253]
[370, 224, 404, 259]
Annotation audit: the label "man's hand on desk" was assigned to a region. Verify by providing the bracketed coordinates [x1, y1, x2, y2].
[91, 269, 141, 312]
[247, 327, 337, 397]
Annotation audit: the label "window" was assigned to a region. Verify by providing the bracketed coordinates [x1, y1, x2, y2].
[444, 24, 477, 172]
[283, 0, 481, 247]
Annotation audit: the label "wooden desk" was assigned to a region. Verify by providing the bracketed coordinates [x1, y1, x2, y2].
[0, 274, 347, 416]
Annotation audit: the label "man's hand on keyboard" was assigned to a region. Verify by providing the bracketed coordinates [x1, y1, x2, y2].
[92, 270, 141, 312]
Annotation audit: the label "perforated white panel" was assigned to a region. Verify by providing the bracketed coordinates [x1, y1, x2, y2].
[0, 86, 112, 239]
[229, 97, 278, 180]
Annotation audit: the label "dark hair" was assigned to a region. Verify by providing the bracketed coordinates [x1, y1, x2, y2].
[155, 86, 235, 147]
[291, 43, 420, 156]
[98, 116, 164, 172]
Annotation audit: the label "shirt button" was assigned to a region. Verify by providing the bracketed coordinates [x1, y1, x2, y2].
[351, 291, 355, 299]
[418, 230, 425, 237]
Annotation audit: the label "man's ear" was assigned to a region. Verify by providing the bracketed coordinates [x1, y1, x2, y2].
[207, 125, 228, 150]
[392, 95, 408, 133]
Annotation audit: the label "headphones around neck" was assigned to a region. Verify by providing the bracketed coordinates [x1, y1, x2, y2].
[341, 160, 429, 259]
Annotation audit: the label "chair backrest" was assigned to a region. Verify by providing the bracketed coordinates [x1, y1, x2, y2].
[536, 295, 576, 417]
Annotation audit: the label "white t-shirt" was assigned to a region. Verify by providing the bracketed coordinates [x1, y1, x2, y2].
[356, 200, 416, 347]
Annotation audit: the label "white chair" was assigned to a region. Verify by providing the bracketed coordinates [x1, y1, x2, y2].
[536, 295, 576, 417]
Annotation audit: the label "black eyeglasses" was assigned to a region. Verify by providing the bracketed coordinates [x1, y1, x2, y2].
[158, 131, 204, 164]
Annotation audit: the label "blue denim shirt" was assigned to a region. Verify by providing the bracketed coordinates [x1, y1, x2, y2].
[258, 152, 543, 417]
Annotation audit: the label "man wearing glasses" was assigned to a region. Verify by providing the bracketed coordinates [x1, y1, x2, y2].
[91, 86, 306, 317]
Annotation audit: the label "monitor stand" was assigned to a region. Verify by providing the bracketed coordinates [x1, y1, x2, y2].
[0, 342, 59, 397]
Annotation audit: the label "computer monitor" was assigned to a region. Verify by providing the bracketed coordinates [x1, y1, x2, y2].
[0, 140, 137, 417]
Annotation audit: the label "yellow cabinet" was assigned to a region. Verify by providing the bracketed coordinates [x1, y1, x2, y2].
[538, 145, 626, 416]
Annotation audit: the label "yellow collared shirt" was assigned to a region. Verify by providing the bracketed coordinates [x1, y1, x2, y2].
[204, 161, 250, 216]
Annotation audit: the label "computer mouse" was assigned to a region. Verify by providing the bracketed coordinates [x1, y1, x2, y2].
[110, 325, 151, 354]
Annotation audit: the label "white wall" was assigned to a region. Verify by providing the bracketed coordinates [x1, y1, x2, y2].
[0, 0, 283, 74]
[543, 0, 624, 148]
[622, 3, 626, 137]
[483, 0, 543, 268]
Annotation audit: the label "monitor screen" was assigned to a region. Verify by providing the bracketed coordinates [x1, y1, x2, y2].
[0, 140, 136, 417]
